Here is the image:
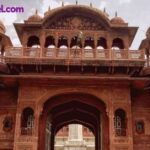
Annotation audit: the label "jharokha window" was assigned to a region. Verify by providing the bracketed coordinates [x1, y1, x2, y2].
[21, 107, 34, 135]
[114, 109, 127, 136]
[3, 116, 13, 132]
[135, 120, 145, 134]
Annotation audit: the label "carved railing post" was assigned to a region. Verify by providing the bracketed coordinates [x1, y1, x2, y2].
[94, 35, 97, 58]
[13, 112, 21, 150]
[40, 32, 45, 57]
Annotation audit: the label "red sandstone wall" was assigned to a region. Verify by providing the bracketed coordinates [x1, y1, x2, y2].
[132, 91, 150, 150]
[0, 88, 17, 150]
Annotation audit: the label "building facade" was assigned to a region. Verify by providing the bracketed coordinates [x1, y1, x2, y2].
[0, 4, 150, 150]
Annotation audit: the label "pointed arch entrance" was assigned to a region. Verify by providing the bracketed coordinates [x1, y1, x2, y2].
[38, 93, 109, 150]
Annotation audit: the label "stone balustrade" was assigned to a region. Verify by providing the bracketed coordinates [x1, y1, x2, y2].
[5, 47, 145, 60]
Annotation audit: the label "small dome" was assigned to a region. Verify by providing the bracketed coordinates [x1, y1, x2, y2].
[27, 10, 42, 22]
[0, 20, 6, 34]
[110, 16, 125, 24]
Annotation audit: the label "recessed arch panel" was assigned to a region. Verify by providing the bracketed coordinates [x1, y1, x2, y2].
[38, 92, 109, 150]
[43, 5, 110, 30]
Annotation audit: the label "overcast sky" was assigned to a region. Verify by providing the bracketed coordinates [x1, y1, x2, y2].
[0, 0, 150, 49]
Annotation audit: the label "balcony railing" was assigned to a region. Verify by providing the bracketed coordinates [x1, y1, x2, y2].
[5, 47, 145, 60]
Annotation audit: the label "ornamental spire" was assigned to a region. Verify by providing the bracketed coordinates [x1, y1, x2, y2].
[35, 9, 38, 15]
[115, 11, 118, 17]
[104, 8, 106, 13]
[62, 1, 64, 6]
[48, 6, 50, 11]
[76, 0, 78, 5]
[90, 2, 92, 7]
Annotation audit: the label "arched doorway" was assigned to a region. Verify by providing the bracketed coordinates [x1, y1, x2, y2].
[38, 93, 109, 150]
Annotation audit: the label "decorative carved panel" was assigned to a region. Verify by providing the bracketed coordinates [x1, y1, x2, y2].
[112, 88, 130, 102]
[115, 147, 128, 150]
[48, 16, 104, 30]
[0, 113, 15, 134]
[17, 145, 33, 150]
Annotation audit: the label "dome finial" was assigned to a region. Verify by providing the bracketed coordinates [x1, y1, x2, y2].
[90, 2, 92, 7]
[35, 9, 38, 15]
[115, 11, 118, 17]
[76, 0, 78, 5]
[103, 8, 106, 13]
[48, 6, 50, 11]
[62, 1, 64, 6]
[103, 8, 109, 17]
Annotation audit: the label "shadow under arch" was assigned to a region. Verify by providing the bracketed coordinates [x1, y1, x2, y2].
[38, 92, 109, 150]
[38, 88, 109, 110]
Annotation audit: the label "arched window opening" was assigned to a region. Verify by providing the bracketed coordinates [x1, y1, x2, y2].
[58, 36, 68, 48]
[97, 37, 107, 49]
[84, 46, 93, 49]
[112, 38, 124, 49]
[112, 46, 120, 50]
[71, 45, 81, 49]
[84, 37, 94, 48]
[59, 45, 68, 49]
[97, 46, 105, 50]
[31, 45, 40, 48]
[47, 45, 55, 48]
[114, 109, 126, 136]
[45, 36, 55, 48]
[27, 36, 40, 47]
[135, 120, 145, 134]
[71, 36, 82, 48]
[46, 45, 56, 57]
[58, 45, 68, 57]
[21, 107, 34, 135]
[84, 46, 93, 58]
[55, 124, 95, 150]
[27, 36, 40, 57]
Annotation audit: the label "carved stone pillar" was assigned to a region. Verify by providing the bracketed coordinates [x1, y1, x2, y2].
[22, 32, 28, 56]
[107, 104, 114, 150]
[13, 112, 21, 150]
[34, 108, 41, 137]
[55, 32, 59, 57]
[127, 106, 134, 150]
[94, 35, 97, 58]
[107, 36, 112, 59]
[55, 32, 59, 48]
[68, 36, 71, 59]
[40, 32, 45, 57]
[124, 37, 129, 59]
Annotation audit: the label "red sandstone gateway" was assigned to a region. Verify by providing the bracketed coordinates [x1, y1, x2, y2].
[0, 3, 150, 150]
